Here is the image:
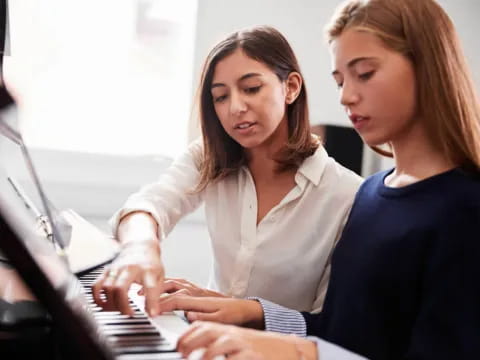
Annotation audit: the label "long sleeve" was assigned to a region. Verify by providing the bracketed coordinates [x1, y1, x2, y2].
[249, 297, 369, 359]
[248, 297, 307, 337]
[109, 139, 205, 240]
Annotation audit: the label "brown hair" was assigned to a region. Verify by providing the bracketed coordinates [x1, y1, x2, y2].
[195, 25, 319, 191]
[325, 0, 480, 170]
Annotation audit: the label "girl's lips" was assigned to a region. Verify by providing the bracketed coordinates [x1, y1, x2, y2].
[349, 114, 370, 130]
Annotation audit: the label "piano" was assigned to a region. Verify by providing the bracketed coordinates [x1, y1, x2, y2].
[0, 192, 189, 359]
[0, 117, 190, 359]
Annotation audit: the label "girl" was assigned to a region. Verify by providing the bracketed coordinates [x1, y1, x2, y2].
[159, 1, 480, 359]
[92, 26, 362, 317]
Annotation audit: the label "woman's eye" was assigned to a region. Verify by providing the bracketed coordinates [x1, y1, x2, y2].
[336, 82, 343, 89]
[359, 71, 374, 81]
[214, 95, 227, 103]
[244, 86, 262, 94]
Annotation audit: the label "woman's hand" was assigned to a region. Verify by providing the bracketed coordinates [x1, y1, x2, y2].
[92, 212, 165, 317]
[157, 295, 265, 328]
[92, 242, 165, 316]
[177, 322, 317, 360]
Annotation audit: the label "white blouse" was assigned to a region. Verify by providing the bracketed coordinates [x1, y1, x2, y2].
[110, 139, 363, 312]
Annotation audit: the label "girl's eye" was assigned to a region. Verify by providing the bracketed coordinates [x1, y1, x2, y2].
[244, 86, 262, 94]
[359, 71, 375, 81]
[336, 82, 343, 89]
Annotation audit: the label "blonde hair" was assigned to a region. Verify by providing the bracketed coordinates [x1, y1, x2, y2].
[326, 0, 480, 170]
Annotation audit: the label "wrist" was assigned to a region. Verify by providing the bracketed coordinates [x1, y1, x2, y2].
[243, 299, 265, 330]
[120, 239, 161, 255]
[117, 211, 160, 243]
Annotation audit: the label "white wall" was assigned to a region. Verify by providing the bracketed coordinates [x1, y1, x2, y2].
[438, 0, 480, 87]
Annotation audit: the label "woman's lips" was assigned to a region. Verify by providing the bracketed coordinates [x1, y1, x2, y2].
[234, 122, 257, 134]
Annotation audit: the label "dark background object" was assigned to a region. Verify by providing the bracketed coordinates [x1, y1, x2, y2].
[312, 124, 364, 176]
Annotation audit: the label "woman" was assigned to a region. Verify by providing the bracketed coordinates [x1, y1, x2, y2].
[157, 1, 480, 359]
[92, 26, 362, 317]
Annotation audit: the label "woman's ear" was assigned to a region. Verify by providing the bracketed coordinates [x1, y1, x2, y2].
[285, 72, 302, 104]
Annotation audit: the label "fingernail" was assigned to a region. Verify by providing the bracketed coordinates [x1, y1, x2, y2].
[187, 312, 196, 321]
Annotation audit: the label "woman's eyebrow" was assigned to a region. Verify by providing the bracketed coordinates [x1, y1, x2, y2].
[211, 72, 262, 89]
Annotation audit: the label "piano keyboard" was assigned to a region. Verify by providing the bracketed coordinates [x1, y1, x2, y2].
[78, 267, 184, 360]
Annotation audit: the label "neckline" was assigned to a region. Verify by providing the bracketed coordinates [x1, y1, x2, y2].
[377, 167, 460, 197]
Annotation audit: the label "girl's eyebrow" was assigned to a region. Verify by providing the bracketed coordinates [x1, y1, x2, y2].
[332, 56, 378, 75]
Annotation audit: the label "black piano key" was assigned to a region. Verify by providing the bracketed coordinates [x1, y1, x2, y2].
[114, 344, 177, 354]
[116, 353, 183, 360]
[97, 319, 150, 326]
[108, 337, 169, 346]
[103, 329, 160, 337]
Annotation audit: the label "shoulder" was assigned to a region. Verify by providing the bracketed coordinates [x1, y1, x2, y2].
[186, 137, 204, 157]
[304, 145, 364, 190]
[357, 169, 390, 194]
[440, 169, 480, 217]
[173, 137, 204, 170]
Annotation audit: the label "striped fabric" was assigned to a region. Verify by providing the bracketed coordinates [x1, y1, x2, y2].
[248, 297, 307, 337]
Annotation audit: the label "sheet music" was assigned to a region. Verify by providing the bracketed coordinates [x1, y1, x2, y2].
[60, 209, 119, 274]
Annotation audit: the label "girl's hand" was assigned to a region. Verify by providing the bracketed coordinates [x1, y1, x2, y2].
[137, 277, 227, 298]
[157, 295, 265, 328]
[177, 322, 317, 360]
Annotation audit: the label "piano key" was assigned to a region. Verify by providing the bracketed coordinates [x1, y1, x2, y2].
[103, 329, 160, 337]
[116, 353, 183, 360]
[108, 335, 168, 344]
[114, 344, 177, 354]
[78, 266, 180, 357]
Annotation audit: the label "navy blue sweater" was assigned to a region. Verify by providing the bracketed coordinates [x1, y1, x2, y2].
[303, 168, 480, 360]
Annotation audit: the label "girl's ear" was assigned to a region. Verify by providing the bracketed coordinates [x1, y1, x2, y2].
[285, 72, 302, 104]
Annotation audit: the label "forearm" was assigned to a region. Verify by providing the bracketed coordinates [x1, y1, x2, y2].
[117, 211, 161, 250]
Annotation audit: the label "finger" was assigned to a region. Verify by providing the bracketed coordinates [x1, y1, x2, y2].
[178, 326, 209, 357]
[92, 272, 108, 306]
[178, 320, 204, 340]
[157, 290, 192, 311]
[100, 273, 121, 311]
[171, 288, 191, 297]
[185, 310, 222, 323]
[167, 277, 196, 287]
[202, 335, 245, 360]
[177, 322, 225, 357]
[157, 296, 220, 314]
[113, 269, 137, 316]
[163, 279, 190, 294]
[143, 270, 163, 317]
